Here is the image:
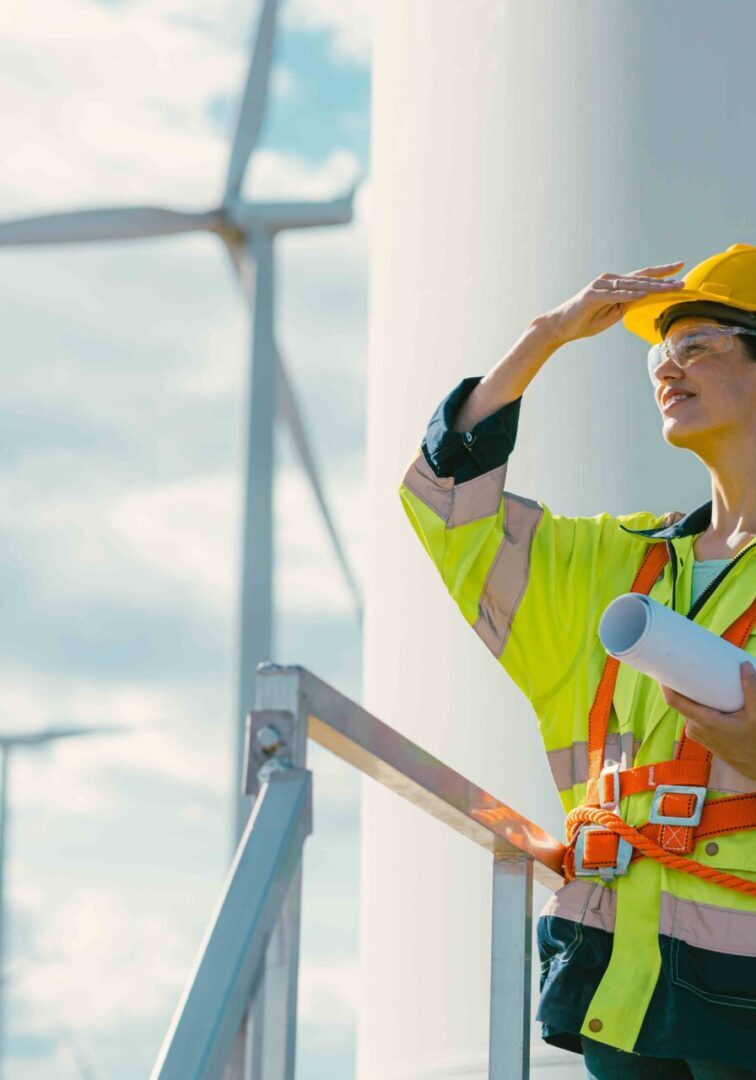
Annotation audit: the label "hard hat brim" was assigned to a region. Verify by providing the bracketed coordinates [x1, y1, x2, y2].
[622, 289, 715, 344]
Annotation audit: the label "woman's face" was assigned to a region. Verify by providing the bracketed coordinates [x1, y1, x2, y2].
[652, 315, 756, 452]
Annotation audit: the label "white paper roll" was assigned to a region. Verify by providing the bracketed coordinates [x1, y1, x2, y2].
[599, 593, 754, 713]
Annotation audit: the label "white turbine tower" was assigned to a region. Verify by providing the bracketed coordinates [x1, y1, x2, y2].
[0, 0, 363, 844]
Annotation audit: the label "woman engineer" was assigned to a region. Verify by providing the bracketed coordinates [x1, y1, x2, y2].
[398, 243, 756, 1078]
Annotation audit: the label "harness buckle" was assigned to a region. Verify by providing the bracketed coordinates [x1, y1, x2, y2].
[574, 824, 633, 881]
[648, 784, 707, 827]
[599, 761, 621, 810]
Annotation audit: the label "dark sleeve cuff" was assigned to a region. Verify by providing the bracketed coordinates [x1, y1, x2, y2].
[421, 376, 522, 483]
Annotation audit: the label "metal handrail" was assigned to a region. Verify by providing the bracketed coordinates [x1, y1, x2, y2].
[151, 663, 566, 1080]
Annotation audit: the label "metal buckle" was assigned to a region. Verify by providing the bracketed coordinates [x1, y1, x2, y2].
[599, 761, 621, 810]
[648, 785, 707, 827]
[574, 824, 633, 881]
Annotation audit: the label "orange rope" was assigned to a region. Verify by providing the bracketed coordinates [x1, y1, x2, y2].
[564, 806, 756, 896]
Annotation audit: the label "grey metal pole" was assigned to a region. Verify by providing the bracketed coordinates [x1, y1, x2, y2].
[0, 746, 8, 1080]
[245, 666, 309, 1080]
[234, 231, 277, 845]
[151, 769, 312, 1080]
[223, 963, 264, 1080]
[243, 965, 265, 1080]
[256, 861, 303, 1078]
[489, 853, 533, 1080]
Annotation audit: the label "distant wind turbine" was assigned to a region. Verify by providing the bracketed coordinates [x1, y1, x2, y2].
[0, 0, 364, 844]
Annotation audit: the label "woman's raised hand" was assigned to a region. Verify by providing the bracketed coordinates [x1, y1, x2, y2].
[541, 262, 686, 346]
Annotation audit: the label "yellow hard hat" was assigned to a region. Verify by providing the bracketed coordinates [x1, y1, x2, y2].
[622, 243, 756, 344]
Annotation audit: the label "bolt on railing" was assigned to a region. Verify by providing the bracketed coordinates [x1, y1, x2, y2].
[150, 664, 566, 1080]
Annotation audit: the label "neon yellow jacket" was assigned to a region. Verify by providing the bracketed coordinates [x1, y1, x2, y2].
[399, 376, 756, 1066]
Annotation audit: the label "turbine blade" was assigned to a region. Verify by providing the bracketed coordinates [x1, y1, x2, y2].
[0, 206, 221, 247]
[224, 0, 279, 201]
[0, 725, 125, 747]
[220, 233, 362, 616]
[227, 190, 355, 234]
[275, 348, 363, 616]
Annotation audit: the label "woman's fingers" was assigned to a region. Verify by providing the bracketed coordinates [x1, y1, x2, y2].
[659, 684, 725, 726]
[594, 278, 682, 291]
[624, 261, 686, 278]
[591, 279, 683, 298]
[588, 289, 647, 299]
[542, 261, 686, 344]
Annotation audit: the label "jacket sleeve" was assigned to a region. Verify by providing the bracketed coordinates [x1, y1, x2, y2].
[399, 376, 663, 709]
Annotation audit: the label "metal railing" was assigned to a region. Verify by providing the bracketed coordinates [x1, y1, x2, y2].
[150, 664, 566, 1080]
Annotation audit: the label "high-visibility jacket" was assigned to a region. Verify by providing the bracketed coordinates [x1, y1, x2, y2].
[398, 376, 756, 1069]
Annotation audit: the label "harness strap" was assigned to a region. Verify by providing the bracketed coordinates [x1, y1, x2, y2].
[585, 542, 669, 807]
[598, 759, 710, 806]
[659, 595, 756, 853]
[574, 792, 756, 871]
[660, 714, 712, 856]
[565, 542, 756, 896]
[638, 790, 756, 852]
[727, 596, 756, 649]
[563, 804, 756, 897]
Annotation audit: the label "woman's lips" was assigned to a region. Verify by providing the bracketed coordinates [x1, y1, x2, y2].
[661, 393, 695, 414]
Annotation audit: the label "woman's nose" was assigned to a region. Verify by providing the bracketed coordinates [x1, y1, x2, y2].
[653, 350, 684, 381]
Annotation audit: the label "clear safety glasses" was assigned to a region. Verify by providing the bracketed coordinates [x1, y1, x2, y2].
[647, 324, 756, 381]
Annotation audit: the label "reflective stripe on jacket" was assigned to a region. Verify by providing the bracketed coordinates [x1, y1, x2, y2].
[398, 375, 756, 1069]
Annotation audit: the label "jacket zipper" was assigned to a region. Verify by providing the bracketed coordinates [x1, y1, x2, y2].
[665, 539, 679, 613]
[685, 540, 756, 621]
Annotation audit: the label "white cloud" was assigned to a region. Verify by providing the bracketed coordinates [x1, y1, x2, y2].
[37, 460, 367, 619]
[107, 472, 242, 608]
[298, 957, 358, 1025]
[242, 144, 362, 200]
[0, 452, 365, 622]
[284, 0, 372, 65]
[0, 676, 231, 818]
[271, 62, 299, 101]
[7, 878, 46, 920]
[13, 886, 194, 1032]
[123, 0, 373, 70]
[0, 0, 364, 215]
[8, 889, 360, 1068]
[0, 0, 238, 208]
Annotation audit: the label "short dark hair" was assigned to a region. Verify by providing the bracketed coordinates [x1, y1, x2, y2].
[739, 329, 756, 362]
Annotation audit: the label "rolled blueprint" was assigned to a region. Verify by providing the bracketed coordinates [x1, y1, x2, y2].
[599, 593, 755, 713]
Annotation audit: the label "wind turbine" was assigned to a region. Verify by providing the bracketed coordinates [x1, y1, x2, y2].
[0, 0, 363, 844]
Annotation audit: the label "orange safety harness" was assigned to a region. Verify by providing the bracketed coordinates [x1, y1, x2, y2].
[563, 541, 756, 896]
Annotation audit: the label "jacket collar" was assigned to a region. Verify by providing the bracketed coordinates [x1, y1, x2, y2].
[619, 499, 712, 541]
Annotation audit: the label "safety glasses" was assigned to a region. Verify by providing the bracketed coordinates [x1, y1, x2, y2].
[647, 325, 756, 381]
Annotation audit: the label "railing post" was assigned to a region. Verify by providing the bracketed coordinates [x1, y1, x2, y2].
[150, 768, 312, 1080]
[224, 964, 264, 1080]
[254, 860, 304, 1078]
[488, 852, 533, 1080]
[235, 665, 309, 1080]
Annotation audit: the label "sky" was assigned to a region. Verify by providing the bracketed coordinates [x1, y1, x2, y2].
[0, 0, 371, 1075]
